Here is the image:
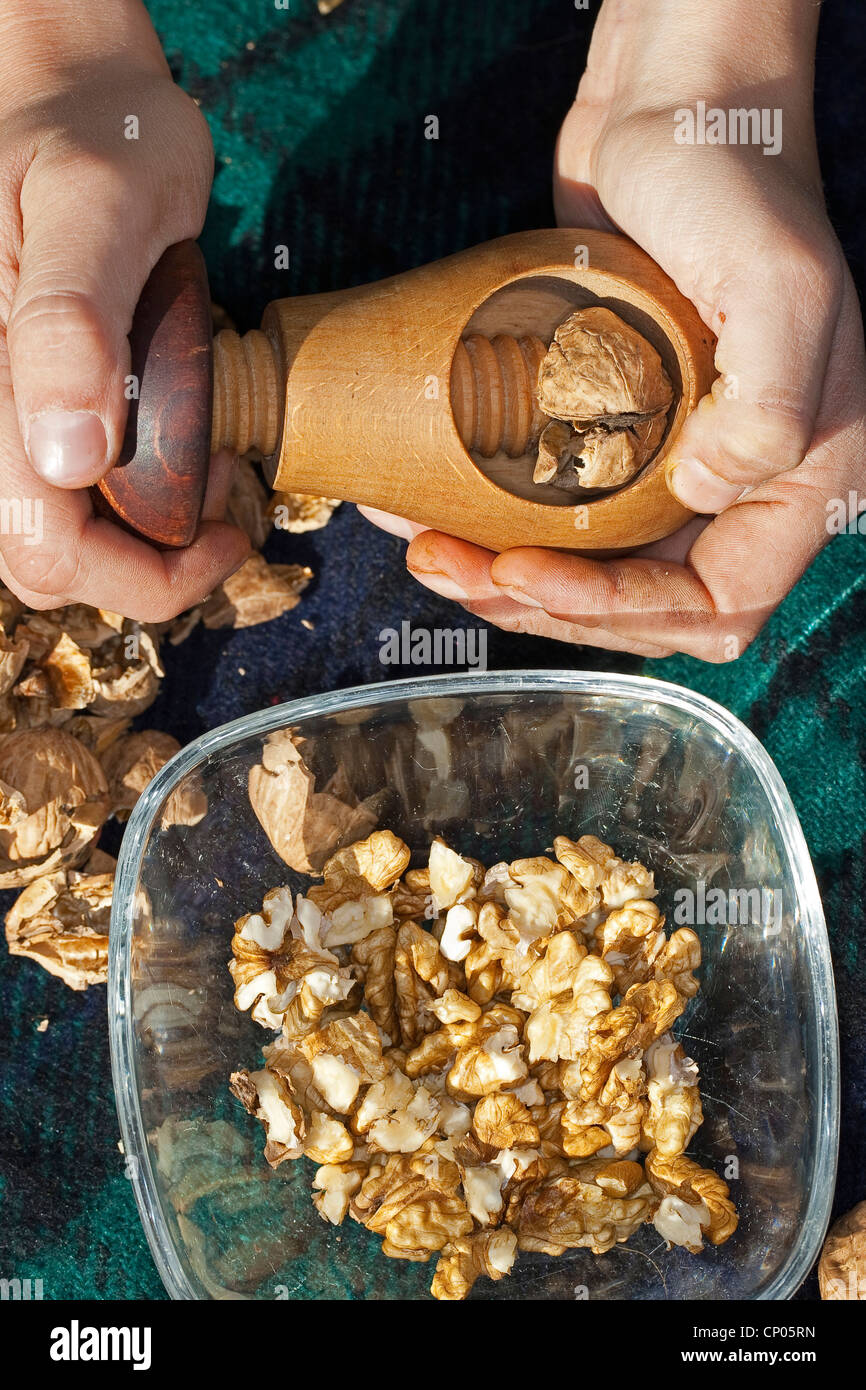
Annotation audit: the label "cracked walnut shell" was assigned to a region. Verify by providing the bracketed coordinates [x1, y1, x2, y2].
[0, 729, 109, 887]
[5, 857, 114, 989]
[101, 729, 207, 826]
[248, 729, 379, 874]
[203, 553, 311, 629]
[819, 1201, 866, 1300]
[534, 307, 673, 493]
[270, 491, 342, 533]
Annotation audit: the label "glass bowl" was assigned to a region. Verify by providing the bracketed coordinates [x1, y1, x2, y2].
[109, 671, 838, 1300]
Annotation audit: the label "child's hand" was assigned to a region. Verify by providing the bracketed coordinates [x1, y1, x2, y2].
[0, 1, 249, 618]
[373, 0, 866, 661]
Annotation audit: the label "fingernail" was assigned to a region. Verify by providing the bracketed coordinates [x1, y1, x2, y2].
[357, 505, 426, 541]
[491, 582, 548, 610]
[408, 568, 469, 602]
[670, 458, 747, 513]
[27, 411, 108, 485]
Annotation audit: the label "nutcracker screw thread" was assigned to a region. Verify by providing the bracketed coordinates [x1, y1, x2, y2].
[212, 328, 280, 457]
[212, 327, 549, 461]
[451, 333, 548, 458]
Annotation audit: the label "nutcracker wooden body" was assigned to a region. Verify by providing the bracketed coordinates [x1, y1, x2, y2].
[97, 230, 716, 552]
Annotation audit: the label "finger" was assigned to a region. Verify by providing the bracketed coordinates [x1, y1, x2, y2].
[5, 151, 205, 488]
[462, 595, 676, 658]
[406, 529, 685, 639]
[487, 474, 830, 661]
[406, 530, 504, 604]
[0, 334, 249, 617]
[405, 516, 713, 597]
[201, 449, 239, 523]
[0, 507, 250, 621]
[666, 216, 850, 512]
[491, 546, 729, 655]
[357, 504, 428, 542]
[405, 533, 675, 655]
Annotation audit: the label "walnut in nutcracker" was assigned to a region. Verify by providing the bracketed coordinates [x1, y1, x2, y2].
[533, 306, 673, 492]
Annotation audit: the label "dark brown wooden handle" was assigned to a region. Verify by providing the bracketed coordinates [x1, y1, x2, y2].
[95, 241, 213, 548]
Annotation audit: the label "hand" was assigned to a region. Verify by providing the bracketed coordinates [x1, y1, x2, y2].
[365, 0, 866, 661]
[0, 0, 249, 619]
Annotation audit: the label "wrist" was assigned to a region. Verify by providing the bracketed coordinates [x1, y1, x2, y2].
[567, 0, 821, 188]
[0, 0, 168, 106]
[582, 0, 819, 112]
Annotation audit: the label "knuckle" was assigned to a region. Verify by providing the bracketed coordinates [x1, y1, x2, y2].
[722, 399, 815, 475]
[5, 537, 83, 601]
[7, 285, 117, 364]
[34, 146, 143, 228]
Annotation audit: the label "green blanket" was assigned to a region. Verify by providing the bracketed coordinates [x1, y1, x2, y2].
[0, 0, 862, 1301]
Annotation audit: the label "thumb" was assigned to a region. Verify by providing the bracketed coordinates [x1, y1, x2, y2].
[6, 161, 166, 488]
[667, 238, 845, 512]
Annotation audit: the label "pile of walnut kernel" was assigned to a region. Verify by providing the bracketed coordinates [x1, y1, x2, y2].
[229, 828, 738, 1300]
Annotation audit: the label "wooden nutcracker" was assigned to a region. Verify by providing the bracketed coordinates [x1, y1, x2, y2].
[97, 229, 716, 552]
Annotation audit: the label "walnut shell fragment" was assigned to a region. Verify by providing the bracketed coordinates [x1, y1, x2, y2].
[0, 729, 110, 887]
[270, 492, 342, 534]
[203, 552, 312, 630]
[226, 457, 273, 549]
[819, 1201, 866, 1300]
[89, 624, 163, 719]
[0, 631, 29, 697]
[3, 600, 163, 727]
[534, 306, 673, 492]
[248, 729, 379, 873]
[5, 857, 115, 988]
[101, 730, 207, 826]
[41, 633, 96, 709]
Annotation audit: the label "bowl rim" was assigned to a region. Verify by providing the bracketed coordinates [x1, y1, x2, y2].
[109, 668, 839, 1301]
